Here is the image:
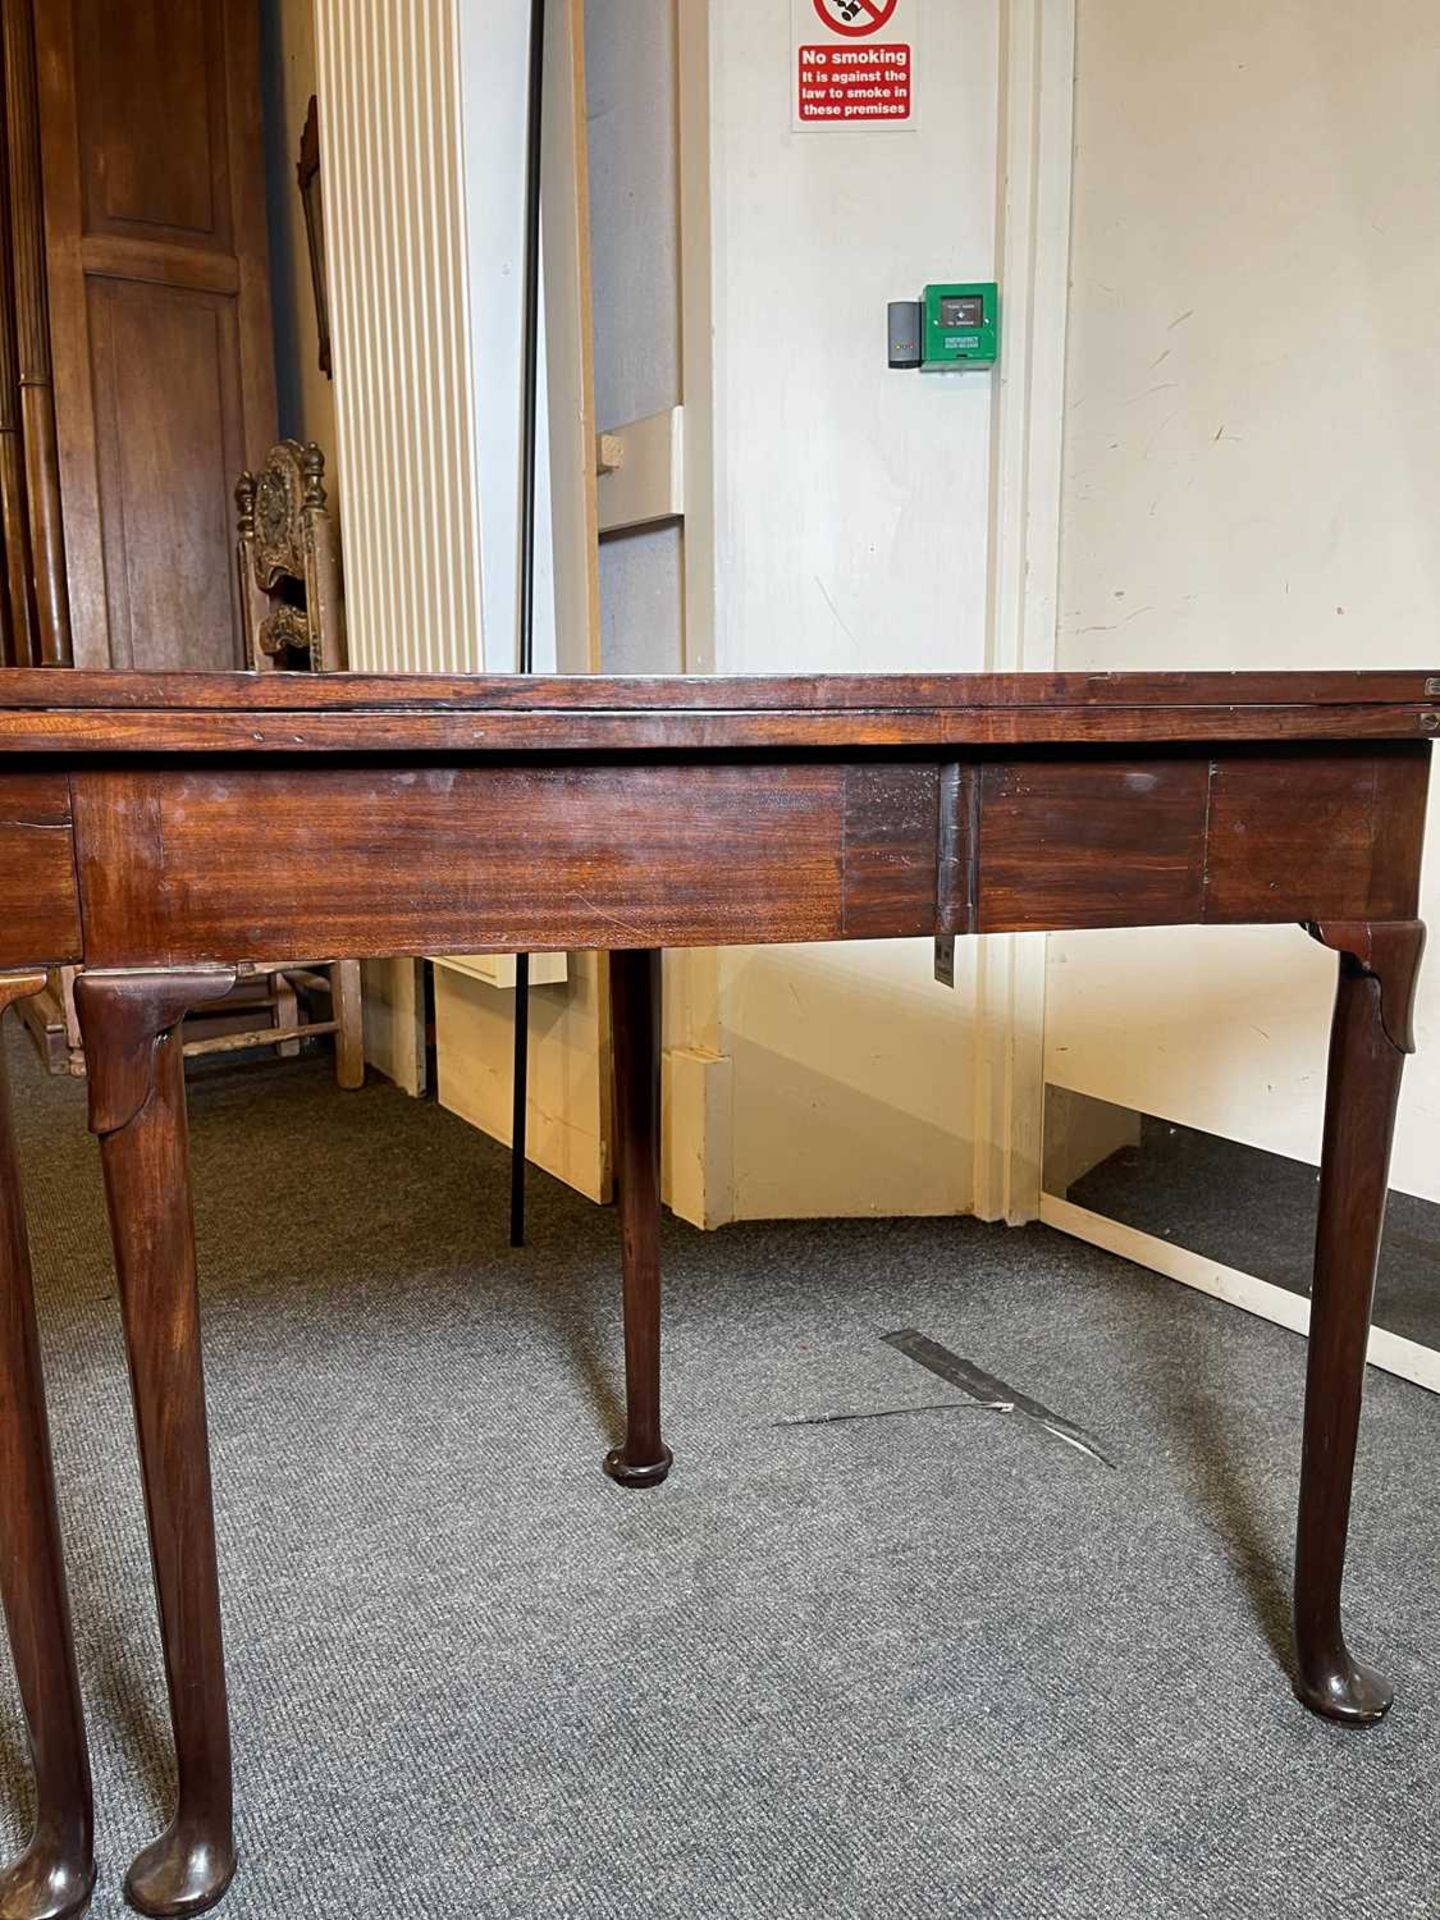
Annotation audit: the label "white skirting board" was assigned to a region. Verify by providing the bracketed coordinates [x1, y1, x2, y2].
[1039, 1193, 1440, 1397]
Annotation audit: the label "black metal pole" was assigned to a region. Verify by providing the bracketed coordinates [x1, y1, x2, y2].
[510, 0, 546, 1249]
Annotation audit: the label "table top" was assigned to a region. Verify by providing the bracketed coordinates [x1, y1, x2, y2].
[0, 668, 1434, 752]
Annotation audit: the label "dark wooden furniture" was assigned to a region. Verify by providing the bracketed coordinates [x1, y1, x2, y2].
[0, 1, 278, 1086]
[31, 0, 277, 670]
[0, 668, 1431, 1918]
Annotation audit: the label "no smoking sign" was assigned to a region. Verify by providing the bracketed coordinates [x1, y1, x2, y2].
[813, 0, 901, 34]
[793, 0, 919, 129]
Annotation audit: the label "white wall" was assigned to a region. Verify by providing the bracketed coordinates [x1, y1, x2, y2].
[1048, 0, 1440, 1201]
[586, 0, 685, 676]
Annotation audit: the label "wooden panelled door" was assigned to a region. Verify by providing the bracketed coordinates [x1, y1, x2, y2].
[34, 0, 276, 670]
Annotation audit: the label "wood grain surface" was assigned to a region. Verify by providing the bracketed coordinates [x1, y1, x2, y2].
[60, 740, 1434, 964]
[0, 774, 81, 967]
[967, 745, 1429, 934]
[0, 666, 1432, 709]
[72, 762, 857, 966]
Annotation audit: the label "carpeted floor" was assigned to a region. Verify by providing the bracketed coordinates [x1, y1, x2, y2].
[2, 1023, 1438, 1918]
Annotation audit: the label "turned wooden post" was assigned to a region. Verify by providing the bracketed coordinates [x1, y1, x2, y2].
[0, 973, 94, 1920]
[1295, 921, 1425, 1723]
[75, 969, 238, 1917]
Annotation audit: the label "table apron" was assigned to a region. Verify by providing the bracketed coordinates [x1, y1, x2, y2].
[12, 742, 1423, 969]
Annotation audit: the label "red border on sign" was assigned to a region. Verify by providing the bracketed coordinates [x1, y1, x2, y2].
[797, 45, 912, 122]
[812, 0, 900, 39]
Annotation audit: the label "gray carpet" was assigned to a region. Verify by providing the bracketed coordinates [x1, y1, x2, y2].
[2, 1023, 1438, 1918]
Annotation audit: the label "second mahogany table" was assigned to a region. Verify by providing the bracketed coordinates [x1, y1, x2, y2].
[0, 668, 1431, 1918]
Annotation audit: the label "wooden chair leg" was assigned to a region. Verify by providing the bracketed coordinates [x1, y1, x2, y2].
[271, 972, 300, 1061]
[603, 950, 672, 1488]
[58, 971, 82, 1079]
[1295, 921, 1424, 1723]
[0, 975, 95, 1920]
[332, 959, 364, 1090]
[74, 970, 238, 1917]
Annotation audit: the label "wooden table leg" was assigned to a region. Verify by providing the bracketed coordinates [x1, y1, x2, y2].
[603, 950, 672, 1488]
[0, 975, 94, 1920]
[74, 971, 237, 1916]
[1296, 921, 1424, 1723]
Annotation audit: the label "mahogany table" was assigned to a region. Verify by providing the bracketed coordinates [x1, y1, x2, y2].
[0, 668, 1432, 1918]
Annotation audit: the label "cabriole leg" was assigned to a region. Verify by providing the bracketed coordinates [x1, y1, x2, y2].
[74, 971, 237, 1915]
[0, 973, 94, 1920]
[603, 950, 672, 1488]
[1296, 922, 1424, 1723]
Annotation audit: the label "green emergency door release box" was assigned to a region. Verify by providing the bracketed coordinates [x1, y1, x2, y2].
[922, 282, 998, 371]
